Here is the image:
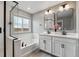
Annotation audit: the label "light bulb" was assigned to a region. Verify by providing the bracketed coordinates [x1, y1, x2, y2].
[65, 4, 70, 10]
[49, 10, 53, 14]
[45, 11, 48, 15]
[59, 6, 63, 11]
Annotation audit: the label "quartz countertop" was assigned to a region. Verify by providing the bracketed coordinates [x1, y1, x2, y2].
[40, 32, 79, 39]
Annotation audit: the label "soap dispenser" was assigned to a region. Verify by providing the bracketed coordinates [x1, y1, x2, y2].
[62, 28, 67, 35]
[47, 29, 51, 34]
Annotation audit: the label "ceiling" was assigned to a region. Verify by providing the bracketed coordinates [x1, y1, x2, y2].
[7, 1, 64, 14]
[17, 1, 64, 14]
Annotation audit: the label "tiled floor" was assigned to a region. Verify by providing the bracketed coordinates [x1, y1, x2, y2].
[24, 50, 53, 57]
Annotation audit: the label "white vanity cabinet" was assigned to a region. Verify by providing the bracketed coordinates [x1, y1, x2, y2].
[39, 35, 51, 53]
[39, 33, 78, 57]
[39, 36, 46, 51]
[54, 37, 77, 57]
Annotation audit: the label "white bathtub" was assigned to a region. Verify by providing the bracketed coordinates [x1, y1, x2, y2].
[21, 43, 38, 57]
[14, 39, 39, 57]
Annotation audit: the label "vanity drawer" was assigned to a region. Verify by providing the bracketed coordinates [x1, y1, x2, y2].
[54, 37, 76, 44]
[40, 35, 51, 40]
[63, 38, 76, 44]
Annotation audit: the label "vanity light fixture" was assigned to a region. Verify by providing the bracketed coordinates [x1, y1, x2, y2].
[59, 4, 70, 11]
[45, 11, 49, 15]
[65, 4, 70, 10]
[45, 9, 53, 15]
[59, 6, 64, 11]
[49, 9, 53, 14]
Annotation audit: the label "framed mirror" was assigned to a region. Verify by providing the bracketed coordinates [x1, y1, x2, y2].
[56, 8, 76, 32]
[44, 13, 55, 30]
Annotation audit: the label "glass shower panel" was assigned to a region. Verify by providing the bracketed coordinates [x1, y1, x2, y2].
[0, 1, 4, 57]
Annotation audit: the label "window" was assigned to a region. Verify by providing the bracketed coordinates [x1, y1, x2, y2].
[13, 16, 31, 33]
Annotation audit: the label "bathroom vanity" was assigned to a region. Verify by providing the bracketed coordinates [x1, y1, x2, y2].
[39, 33, 79, 57]
[40, 1, 78, 57]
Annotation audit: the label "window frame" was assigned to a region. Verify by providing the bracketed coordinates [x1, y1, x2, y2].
[12, 15, 32, 34]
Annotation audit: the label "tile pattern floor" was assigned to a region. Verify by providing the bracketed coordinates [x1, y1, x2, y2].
[24, 50, 53, 57]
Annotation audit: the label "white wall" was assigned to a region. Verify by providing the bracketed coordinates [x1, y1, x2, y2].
[33, 11, 45, 33]
[33, 11, 46, 45]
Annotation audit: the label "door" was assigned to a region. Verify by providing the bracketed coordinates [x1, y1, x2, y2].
[64, 42, 76, 57]
[0, 2, 4, 57]
[54, 40, 63, 57]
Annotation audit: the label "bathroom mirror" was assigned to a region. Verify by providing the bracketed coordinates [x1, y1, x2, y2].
[44, 14, 55, 30]
[56, 8, 76, 32]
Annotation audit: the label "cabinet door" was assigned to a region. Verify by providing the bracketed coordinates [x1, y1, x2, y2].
[39, 36, 46, 51]
[45, 38, 51, 53]
[54, 40, 63, 57]
[64, 42, 76, 57]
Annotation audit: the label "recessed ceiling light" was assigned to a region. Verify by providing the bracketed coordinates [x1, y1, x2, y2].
[27, 7, 31, 10]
